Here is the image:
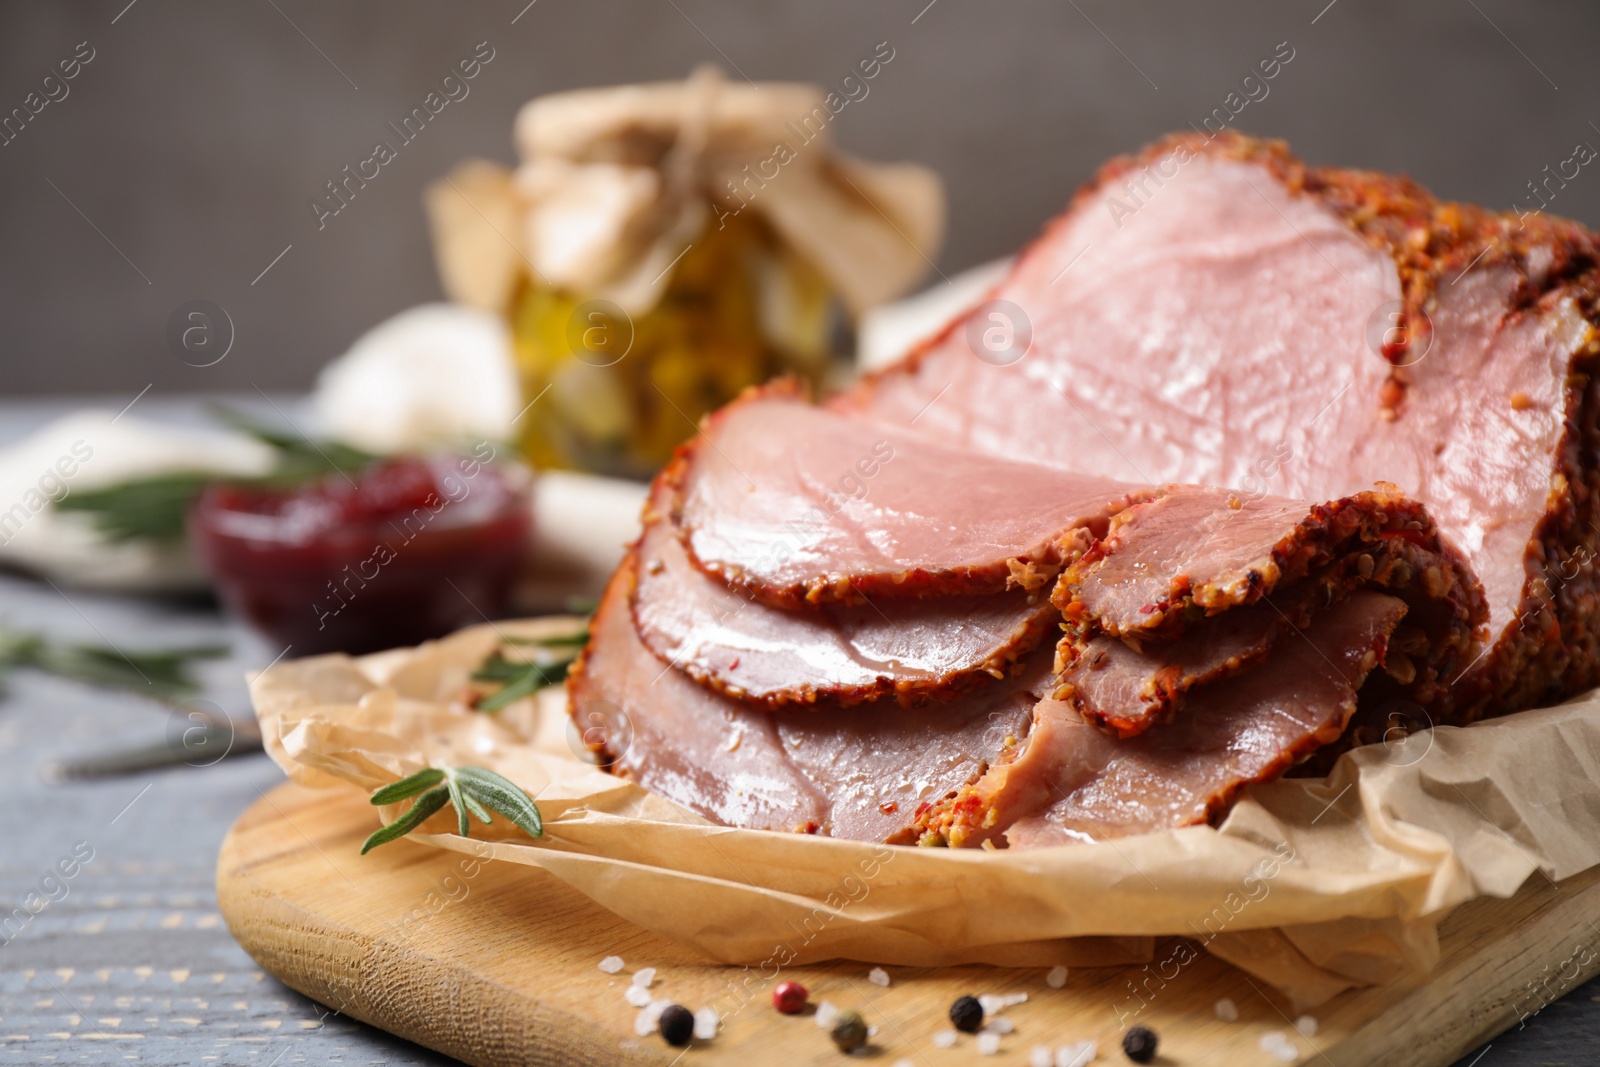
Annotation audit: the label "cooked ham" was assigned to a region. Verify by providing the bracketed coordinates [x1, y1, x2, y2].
[571, 131, 1599, 850]
[632, 479, 1056, 707]
[840, 132, 1600, 719]
[572, 551, 1044, 839]
[674, 389, 1140, 607]
[945, 592, 1408, 847]
[1056, 485, 1486, 736]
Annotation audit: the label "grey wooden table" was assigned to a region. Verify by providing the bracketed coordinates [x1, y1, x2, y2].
[0, 400, 1593, 1066]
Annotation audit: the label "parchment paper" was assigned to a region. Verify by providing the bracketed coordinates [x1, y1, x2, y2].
[249, 617, 1600, 1008]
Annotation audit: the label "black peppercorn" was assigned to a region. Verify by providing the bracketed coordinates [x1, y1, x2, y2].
[658, 1004, 695, 1047]
[1122, 1025, 1158, 1063]
[949, 994, 984, 1033]
[830, 1009, 868, 1052]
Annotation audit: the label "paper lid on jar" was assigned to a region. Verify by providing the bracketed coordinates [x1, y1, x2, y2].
[426, 66, 945, 318]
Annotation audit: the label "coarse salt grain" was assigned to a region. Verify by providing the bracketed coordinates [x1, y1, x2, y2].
[815, 1000, 839, 1029]
[624, 985, 652, 1008]
[1046, 965, 1069, 988]
[1030, 1046, 1054, 1067]
[632, 999, 670, 1037]
[1004, 992, 1029, 1007]
[1057, 1039, 1097, 1067]
[598, 956, 624, 974]
[933, 1029, 959, 1049]
[977, 1032, 1002, 1055]
[979, 994, 1006, 1016]
[1295, 1013, 1318, 1037]
[1260, 1031, 1298, 1062]
[631, 967, 656, 988]
[895, 1060, 916, 1067]
[693, 1007, 719, 1040]
[868, 967, 891, 987]
[983, 1017, 1015, 1035]
[1214, 997, 1238, 1022]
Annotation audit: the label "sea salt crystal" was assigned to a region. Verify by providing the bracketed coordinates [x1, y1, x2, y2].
[1295, 1013, 1318, 1037]
[632, 999, 670, 1037]
[933, 1029, 959, 1048]
[624, 985, 652, 1008]
[693, 1007, 719, 1040]
[1057, 1040, 1097, 1067]
[1030, 1047, 1054, 1067]
[868, 967, 891, 987]
[1046, 965, 1069, 988]
[1214, 997, 1239, 1022]
[598, 955, 624, 974]
[895, 1060, 916, 1067]
[1004, 992, 1029, 1007]
[631, 967, 656, 988]
[977, 1032, 1002, 1055]
[815, 1000, 839, 1029]
[979, 994, 1006, 1016]
[983, 1017, 1015, 1035]
[1259, 1031, 1298, 1062]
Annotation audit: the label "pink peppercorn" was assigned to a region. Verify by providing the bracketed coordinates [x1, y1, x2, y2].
[773, 981, 808, 1014]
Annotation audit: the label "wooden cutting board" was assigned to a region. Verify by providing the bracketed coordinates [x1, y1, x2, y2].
[217, 781, 1600, 1067]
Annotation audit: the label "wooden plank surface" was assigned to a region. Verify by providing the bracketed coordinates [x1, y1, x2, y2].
[216, 781, 1600, 1067]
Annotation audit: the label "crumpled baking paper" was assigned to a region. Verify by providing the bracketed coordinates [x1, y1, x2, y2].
[248, 617, 1600, 1008]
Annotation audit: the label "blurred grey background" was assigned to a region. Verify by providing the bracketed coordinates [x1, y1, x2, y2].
[2, 0, 1598, 396]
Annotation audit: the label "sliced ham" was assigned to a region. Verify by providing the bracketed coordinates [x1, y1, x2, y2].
[571, 131, 1600, 850]
[632, 479, 1056, 707]
[935, 592, 1408, 847]
[840, 131, 1600, 720]
[1055, 485, 1486, 736]
[572, 551, 1043, 839]
[674, 388, 1140, 608]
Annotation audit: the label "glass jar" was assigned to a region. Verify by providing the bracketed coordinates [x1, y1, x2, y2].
[508, 213, 834, 480]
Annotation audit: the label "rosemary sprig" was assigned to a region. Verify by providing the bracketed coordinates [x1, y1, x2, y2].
[55, 472, 216, 543]
[470, 630, 587, 713]
[0, 624, 226, 703]
[53, 406, 378, 544]
[361, 764, 543, 853]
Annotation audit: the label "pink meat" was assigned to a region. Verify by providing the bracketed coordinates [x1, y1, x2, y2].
[674, 388, 1141, 608]
[956, 592, 1407, 847]
[572, 552, 1043, 840]
[633, 479, 1056, 707]
[840, 133, 1600, 719]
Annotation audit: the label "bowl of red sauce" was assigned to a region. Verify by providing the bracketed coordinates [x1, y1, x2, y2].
[192, 450, 531, 655]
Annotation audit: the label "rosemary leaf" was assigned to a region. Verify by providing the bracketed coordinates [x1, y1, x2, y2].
[455, 766, 544, 839]
[445, 775, 470, 837]
[369, 767, 446, 805]
[361, 785, 451, 854]
[360, 764, 543, 853]
[0, 624, 225, 703]
[54, 472, 216, 543]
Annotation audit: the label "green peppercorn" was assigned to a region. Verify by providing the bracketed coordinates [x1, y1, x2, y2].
[830, 1008, 868, 1053]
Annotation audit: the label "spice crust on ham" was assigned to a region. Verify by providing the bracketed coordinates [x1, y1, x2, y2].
[839, 130, 1600, 725]
[1054, 485, 1487, 738]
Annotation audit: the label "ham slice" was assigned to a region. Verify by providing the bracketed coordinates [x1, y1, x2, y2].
[1056, 485, 1486, 736]
[840, 131, 1600, 720]
[674, 388, 1139, 607]
[572, 551, 1043, 839]
[937, 592, 1408, 847]
[632, 479, 1056, 707]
